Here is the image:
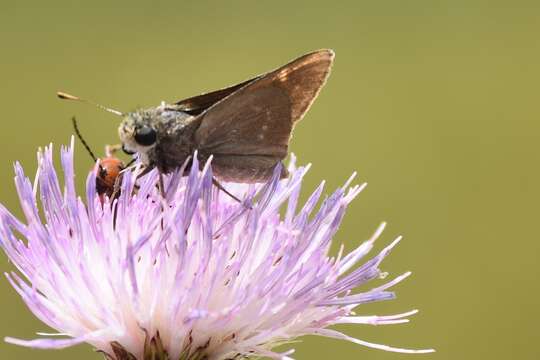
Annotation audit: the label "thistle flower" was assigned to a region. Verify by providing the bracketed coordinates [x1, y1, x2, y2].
[0, 140, 434, 359]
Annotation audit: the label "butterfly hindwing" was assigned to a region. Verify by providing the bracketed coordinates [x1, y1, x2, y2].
[194, 49, 334, 182]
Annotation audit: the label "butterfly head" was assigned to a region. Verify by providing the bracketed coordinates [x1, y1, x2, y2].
[118, 110, 158, 164]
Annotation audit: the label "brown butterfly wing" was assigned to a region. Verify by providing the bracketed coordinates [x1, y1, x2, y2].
[194, 49, 334, 182]
[175, 77, 260, 115]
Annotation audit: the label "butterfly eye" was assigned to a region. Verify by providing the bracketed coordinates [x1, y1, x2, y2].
[134, 126, 157, 146]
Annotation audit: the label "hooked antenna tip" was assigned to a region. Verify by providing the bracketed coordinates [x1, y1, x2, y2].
[57, 91, 79, 101]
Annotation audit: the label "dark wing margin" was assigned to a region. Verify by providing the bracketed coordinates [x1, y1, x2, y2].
[194, 49, 335, 182]
[175, 77, 260, 115]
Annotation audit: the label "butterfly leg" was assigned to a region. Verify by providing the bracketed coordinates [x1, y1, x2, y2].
[158, 171, 167, 199]
[212, 177, 252, 209]
[109, 174, 123, 201]
[157, 170, 170, 235]
[132, 165, 166, 201]
[128, 165, 152, 185]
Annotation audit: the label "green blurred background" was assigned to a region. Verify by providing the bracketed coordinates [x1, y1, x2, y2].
[0, 1, 539, 359]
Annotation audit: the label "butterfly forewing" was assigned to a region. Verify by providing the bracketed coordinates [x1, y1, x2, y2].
[175, 77, 260, 115]
[194, 49, 334, 182]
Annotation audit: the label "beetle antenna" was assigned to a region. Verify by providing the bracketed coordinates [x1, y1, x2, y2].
[57, 91, 124, 117]
[71, 117, 98, 162]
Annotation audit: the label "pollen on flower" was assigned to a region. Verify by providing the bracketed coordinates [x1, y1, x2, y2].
[0, 139, 434, 359]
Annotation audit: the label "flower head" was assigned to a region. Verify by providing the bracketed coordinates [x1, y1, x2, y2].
[0, 140, 434, 359]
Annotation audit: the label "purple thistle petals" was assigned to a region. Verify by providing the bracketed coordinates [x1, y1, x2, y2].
[5, 272, 57, 330]
[335, 309, 420, 326]
[310, 328, 435, 354]
[5, 328, 110, 349]
[324, 236, 403, 299]
[264, 163, 311, 217]
[246, 346, 296, 360]
[164, 155, 190, 202]
[318, 290, 397, 306]
[338, 221, 387, 276]
[0, 141, 433, 359]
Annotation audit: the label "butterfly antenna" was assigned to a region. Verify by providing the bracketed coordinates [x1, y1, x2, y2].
[57, 91, 124, 117]
[71, 117, 98, 162]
